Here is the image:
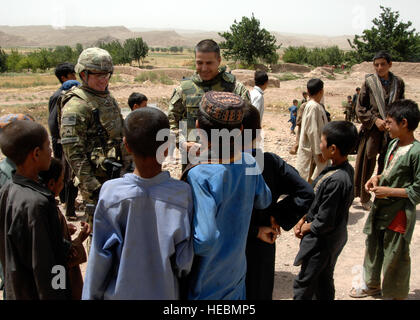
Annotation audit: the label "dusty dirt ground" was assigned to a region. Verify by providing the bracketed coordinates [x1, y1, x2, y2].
[0, 65, 419, 300]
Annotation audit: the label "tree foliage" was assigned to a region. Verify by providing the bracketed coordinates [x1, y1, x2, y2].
[219, 14, 280, 66]
[348, 6, 420, 62]
[123, 37, 149, 67]
[283, 46, 350, 67]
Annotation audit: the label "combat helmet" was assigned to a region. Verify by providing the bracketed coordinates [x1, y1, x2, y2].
[75, 47, 114, 74]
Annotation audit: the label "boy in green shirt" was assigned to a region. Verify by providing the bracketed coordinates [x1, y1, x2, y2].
[350, 99, 420, 300]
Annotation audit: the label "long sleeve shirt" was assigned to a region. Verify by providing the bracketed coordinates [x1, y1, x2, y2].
[186, 152, 272, 300]
[294, 161, 354, 266]
[82, 172, 194, 300]
[250, 86, 265, 120]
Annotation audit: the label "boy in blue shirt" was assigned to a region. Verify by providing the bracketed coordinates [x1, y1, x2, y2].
[184, 91, 272, 300]
[289, 99, 298, 134]
[82, 107, 194, 300]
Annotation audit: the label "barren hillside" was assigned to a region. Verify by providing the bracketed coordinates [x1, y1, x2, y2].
[0, 25, 353, 49]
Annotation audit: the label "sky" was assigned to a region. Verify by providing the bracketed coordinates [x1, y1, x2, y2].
[2, 0, 419, 36]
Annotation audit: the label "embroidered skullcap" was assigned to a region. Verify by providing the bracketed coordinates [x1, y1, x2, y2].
[0, 114, 35, 131]
[199, 91, 244, 125]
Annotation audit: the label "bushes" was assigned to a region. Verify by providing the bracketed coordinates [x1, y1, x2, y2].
[0, 45, 81, 73]
[283, 46, 356, 67]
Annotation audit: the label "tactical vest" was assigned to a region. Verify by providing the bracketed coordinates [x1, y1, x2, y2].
[60, 87, 124, 176]
[181, 71, 237, 132]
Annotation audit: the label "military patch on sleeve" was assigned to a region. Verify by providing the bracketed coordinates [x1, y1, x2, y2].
[61, 126, 75, 137]
[61, 114, 77, 126]
[61, 137, 79, 144]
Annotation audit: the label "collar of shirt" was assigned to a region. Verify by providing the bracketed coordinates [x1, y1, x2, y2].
[253, 86, 264, 95]
[124, 171, 171, 186]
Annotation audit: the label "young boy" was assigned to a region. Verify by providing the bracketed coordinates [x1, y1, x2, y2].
[184, 91, 272, 300]
[82, 107, 194, 300]
[39, 158, 91, 300]
[350, 99, 420, 300]
[250, 70, 268, 121]
[128, 92, 148, 110]
[344, 95, 353, 122]
[0, 120, 71, 300]
[296, 78, 329, 183]
[293, 121, 358, 300]
[289, 99, 299, 134]
[243, 103, 314, 300]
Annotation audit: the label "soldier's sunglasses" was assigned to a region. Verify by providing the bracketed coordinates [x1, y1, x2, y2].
[88, 72, 112, 79]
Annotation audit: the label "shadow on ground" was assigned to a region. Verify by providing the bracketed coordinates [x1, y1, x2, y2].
[272, 271, 295, 300]
[348, 209, 366, 226]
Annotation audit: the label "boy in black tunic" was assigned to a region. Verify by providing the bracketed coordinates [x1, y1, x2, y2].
[242, 103, 314, 300]
[293, 121, 358, 300]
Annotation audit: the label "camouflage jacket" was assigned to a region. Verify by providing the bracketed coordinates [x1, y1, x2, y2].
[60, 86, 127, 203]
[167, 66, 250, 145]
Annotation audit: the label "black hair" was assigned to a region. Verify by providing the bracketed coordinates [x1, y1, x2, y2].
[241, 102, 261, 146]
[302, 91, 308, 96]
[128, 92, 148, 110]
[386, 99, 420, 131]
[373, 51, 392, 64]
[55, 62, 75, 83]
[307, 78, 324, 96]
[254, 70, 268, 86]
[39, 158, 63, 184]
[0, 120, 49, 166]
[124, 107, 169, 158]
[293, 99, 298, 104]
[356, 87, 361, 91]
[347, 96, 352, 99]
[322, 121, 358, 156]
[195, 39, 221, 57]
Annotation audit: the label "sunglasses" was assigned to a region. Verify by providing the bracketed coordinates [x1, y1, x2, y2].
[88, 72, 112, 79]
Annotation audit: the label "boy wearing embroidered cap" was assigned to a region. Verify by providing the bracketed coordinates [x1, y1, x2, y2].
[184, 91, 272, 300]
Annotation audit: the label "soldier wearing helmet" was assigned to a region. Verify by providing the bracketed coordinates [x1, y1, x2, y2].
[59, 48, 129, 228]
[167, 39, 251, 171]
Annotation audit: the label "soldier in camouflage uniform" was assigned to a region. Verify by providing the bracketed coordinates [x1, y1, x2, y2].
[59, 48, 129, 234]
[167, 39, 250, 171]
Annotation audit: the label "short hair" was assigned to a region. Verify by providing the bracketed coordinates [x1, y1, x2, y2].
[347, 96, 352, 99]
[195, 39, 220, 57]
[254, 70, 268, 86]
[55, 63, 75, 83]
[128, 92, 148, 110]
[373, 51, 392, 64]
[307, 78, 324, 96]
[302, 91, 308, 96]
[242, 102, 261, 145]
[0, 120, 49, 166]
[386, 99, 420, 131]
[39, 158, 63, 184]
[293, 99, 298, 104]
[124, 107, 169, 158]
[322, 121, 358, 156]
[356, 87, 361, 91]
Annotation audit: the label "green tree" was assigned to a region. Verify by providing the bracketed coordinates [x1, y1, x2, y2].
[348, 6, 420, 62]
[124, 37, 149, 67]
[0, 47, 7, 72]
[99, 40, 131, 65]
[219, 14, 280, 67]
[6, 49, 23, 72]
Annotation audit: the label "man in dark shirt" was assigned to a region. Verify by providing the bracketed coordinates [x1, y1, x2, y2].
[48, 63, 79, 219]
